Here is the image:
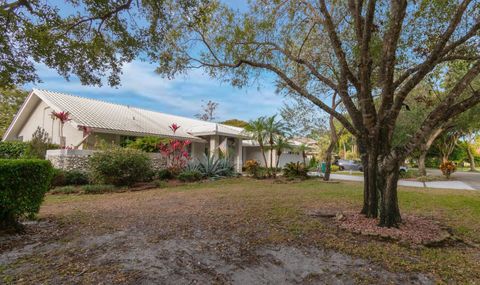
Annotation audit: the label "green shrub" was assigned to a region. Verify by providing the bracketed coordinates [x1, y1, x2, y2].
[82, 184, 117, 194]
[253, 167, 270, 179]
[0, 141, 28, 159]
[157, 169, 174, 180]
[51, 168, 66, 187]
[178, 170, 203, 182]
[0, 159, 53, 230]
[89, 148, 152, 186]
[50, 186, 80, 195]
[283, 162, 308, 179]
[23, 127, 60, 159]
[190, 154, 235, 178]
[126, 136, 167, 152]
[244, 159, 260, 176]
[330, 165, 340, 172]
[50, 169, 89, 187]
[153, 180, 167, 188]
[64, 170, 89, 185]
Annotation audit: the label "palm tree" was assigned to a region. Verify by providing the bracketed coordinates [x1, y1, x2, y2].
[244, 117, 268, 167]
[263, 115, 285, 171]
[297, 143, 308, 165]
[274, 136, 291, 170]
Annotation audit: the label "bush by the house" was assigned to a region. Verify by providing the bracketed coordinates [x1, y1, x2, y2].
[153, 180, 167, 188]
[126, 136, 167, 152]
[283, 162, 308, 179]
[330, 164, 340, 172]
[50, 168, 66, 187]
[178, 170, 203, 182]
[82, 184, 117, 194]
[244, 159, 260, 176]
[24, 127, 59, 159]
[50, 186, 81, 195]
[0, 141, 29, 159]
[64, 170, 89, 185]
[51, 169, 90, 187]
[157, 169, 174, 180]
[0, 159, 53, 230]
[89, 148, 152, 186]
[190, 154, 235, 179]
[440, 161, 456, 179]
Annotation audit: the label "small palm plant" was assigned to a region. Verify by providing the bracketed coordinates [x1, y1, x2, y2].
[274, 136, 291, 171]
[244, 117, 268, 167]
[263, 115, 285, 171]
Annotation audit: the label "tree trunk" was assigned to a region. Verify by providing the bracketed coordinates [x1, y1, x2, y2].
[378, 159, 402, 227]
[418, 127, 444, 176]
[418, 151, 427, 176]
[359, 141, 378, 218]
[466, 145, 477, 171]
[323, 142, 335, 181]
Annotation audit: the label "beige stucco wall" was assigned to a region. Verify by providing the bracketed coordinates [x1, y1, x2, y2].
[17, 101, 84, 148]
[243, 146, 305, 168]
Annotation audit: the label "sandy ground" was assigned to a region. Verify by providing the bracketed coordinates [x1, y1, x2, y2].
[0, 180, 442, 284]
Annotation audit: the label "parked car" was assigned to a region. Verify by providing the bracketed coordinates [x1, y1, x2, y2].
[335, 159, 363, 171]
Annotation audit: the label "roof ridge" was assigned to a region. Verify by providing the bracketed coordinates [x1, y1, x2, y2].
[33, 88, 238, 129]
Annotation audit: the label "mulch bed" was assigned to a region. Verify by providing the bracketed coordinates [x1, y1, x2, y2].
[336, 212, 452, 246]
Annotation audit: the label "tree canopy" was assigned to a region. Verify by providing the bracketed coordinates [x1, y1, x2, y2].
[0, 0, 206, 87]
[149, 0, 480, 227]
[0, 88, 28, 137]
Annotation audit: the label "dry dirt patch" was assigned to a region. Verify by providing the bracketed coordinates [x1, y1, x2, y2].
[0, 179, 467, 284]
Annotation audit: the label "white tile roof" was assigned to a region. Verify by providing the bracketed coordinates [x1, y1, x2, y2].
[32, 89, 247, 141]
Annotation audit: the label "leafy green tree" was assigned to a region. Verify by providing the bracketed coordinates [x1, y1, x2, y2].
[221, 119, 248, 128]
[0, 0, 206, 87]
[0, 88, 28, 137]
[151, 0, 480, 227]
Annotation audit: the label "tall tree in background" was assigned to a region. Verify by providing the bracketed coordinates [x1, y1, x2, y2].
[195, 100, 219, 121]
[280, 97, 326, 138]
[151, 0, 480, 227]
[0, 88, 28, 137]
[221, 119, 248, 128]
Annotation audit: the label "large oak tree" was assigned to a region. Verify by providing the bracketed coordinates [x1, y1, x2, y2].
[151, 0, 480, 227]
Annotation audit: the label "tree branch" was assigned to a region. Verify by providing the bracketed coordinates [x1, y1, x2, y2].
[390, 0, 475, 117]
[399, 61, 480, 157]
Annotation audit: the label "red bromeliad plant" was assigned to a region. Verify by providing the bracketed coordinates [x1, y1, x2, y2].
[51, 111, 71, 146]
[157, 124, 192, 174]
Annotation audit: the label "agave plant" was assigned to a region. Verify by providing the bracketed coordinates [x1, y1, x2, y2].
[191, 154, 235, 178]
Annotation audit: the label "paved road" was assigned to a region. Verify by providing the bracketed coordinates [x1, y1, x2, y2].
[427, 168, 480, 190]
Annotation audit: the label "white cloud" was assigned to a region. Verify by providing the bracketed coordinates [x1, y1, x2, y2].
[26, 60, 286, 120]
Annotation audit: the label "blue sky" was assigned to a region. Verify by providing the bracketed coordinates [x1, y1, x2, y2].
[23, 0, 285, 122]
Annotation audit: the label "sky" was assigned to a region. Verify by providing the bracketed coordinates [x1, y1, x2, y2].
[23, 0, 285, 122]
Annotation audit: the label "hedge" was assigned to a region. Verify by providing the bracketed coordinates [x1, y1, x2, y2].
[0, 141, 29, 159]
[0, 159, 53, 230]
[89, 148, 152, 186]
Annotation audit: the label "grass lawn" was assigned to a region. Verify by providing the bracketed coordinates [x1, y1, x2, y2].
[1, 178, 479, 284]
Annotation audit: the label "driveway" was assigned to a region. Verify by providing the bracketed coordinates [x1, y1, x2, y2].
[427, 168, 480, 190]
[310, 172, 478, 190]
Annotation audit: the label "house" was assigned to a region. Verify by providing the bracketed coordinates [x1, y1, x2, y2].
[2, 89, 309, 170]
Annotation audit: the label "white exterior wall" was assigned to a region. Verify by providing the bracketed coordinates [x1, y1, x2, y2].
[191, 142, 206, 160]
[243, 146, 306, 168]
[277, 153, 306, 167]
[17, 101, 84, 148]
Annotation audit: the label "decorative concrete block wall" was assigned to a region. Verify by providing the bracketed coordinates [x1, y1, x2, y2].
[46, 149, 96, 172]
[46, 149, 168, 172]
